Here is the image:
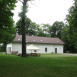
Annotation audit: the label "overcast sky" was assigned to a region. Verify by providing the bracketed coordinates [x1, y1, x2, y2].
[13, 0, 73, 25]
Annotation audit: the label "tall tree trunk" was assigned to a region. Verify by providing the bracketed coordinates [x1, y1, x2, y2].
[21, 0, 27, 57]
[3, 43, 7, 54]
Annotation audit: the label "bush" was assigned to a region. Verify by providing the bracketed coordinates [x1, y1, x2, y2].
[66, 51, 70, 53]
[11, 51, 18, 55]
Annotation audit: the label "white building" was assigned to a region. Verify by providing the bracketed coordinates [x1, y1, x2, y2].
[6, 35, 64, 54]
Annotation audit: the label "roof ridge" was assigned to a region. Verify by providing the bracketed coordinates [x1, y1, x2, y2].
[14, 35, 64, 44]
[19, 35, 59, 39]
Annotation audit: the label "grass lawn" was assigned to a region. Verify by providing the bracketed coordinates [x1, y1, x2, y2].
[0, 53, 77, 77]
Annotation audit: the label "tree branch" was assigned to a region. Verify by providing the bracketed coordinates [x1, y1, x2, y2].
[18, 0, 23, 3]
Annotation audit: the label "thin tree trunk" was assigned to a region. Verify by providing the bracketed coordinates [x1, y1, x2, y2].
[21, 0, 27, 57]
[4, 43, 7, 54]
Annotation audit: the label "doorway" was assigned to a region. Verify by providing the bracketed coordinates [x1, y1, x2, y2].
[55, 48, 57, 53]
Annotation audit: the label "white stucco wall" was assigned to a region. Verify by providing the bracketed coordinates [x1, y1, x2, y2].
[55, 45, 63, 53]
[8, 43, 64, 54]
[12, 43, 22, 54]
[27, 43, 63, 54]
[6, 43, 12, 54]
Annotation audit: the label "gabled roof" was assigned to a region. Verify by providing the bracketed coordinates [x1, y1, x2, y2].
[13, 35, 64, 45]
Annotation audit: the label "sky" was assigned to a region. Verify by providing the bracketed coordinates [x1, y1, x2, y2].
[13, 0, 73, 25]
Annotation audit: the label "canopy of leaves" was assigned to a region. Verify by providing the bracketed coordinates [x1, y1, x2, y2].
[49, 21, 64, 38]
[0, 0, 16, 42]
[16, 17, 45, 36]
[0, 0, 16, 51]
[66, 0, 77, 52]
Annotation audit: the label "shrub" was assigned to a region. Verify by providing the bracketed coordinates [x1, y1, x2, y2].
[11, 51, 18, 55]
[66, 51, 70, 53]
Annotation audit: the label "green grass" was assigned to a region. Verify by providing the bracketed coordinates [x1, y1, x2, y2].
[0, 53, 77, 77]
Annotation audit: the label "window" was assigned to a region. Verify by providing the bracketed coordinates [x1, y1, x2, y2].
[45, 48, 47, 52]
[34, 50, 37, 52]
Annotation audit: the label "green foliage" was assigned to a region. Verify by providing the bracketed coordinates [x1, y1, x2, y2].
[0, 0, 16, 42]
[0, 44, 4, 52]
[27, 21, 41, 36]
[42, 24, 51, 37]
[0, 0, 16, 51]
[16, 18, 38, 35]
[61, 25, 71, 52]
[49, 21, 64, 38]
[66, 0, 77, 52]
[16, 16, 47, 36]
[17, 6, 51, 37]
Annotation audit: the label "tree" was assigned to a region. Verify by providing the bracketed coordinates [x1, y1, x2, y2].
[1, 26, 16, 53]
[28, 22, 41, 36]
[66, 0, 77, 52]
[21, 0, 27, 57]
[20, 0, 34, 57]
[49, 21, 64, 38]
[0, 0, 16, 42]
[16, 17, 31, 35]
[61, 25, 71, 52]
[16, 17, 42, 36]
[0, 0, 16, 52]
[42, 24, 51, 37]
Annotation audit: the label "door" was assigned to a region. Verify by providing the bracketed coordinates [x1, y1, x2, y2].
[7, 47, 11, 54]
[55, 48, 57, 53]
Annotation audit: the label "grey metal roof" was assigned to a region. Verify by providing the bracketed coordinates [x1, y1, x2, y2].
[13, 35, 64, 45]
